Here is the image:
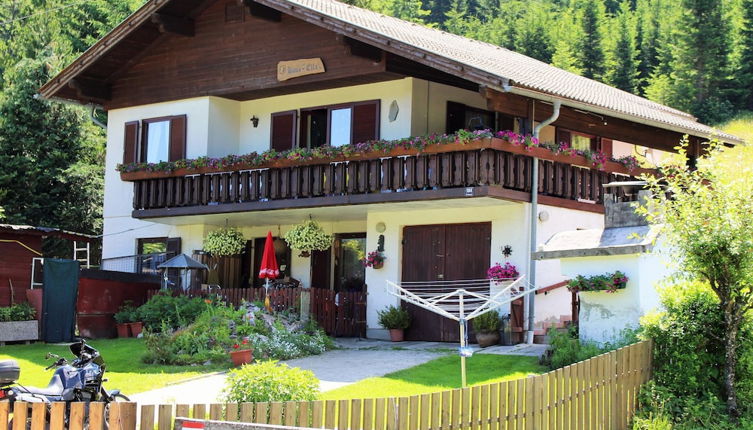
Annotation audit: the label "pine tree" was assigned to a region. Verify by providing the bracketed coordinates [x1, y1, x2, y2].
[386, 0, 430, 23]
[576, 0, 606, 80]
[738, 0, 753, 110]
[514, 3, 554, 63]
[607, 5, 638, 93]
[668, 0, 732, 123]
[0, 58, 104, 237]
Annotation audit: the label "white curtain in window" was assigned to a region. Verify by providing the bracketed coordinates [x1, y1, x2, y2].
[146, 120, 170, 163]
[330, 108, 352, 147]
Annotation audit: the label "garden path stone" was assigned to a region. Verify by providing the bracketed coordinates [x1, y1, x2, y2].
[128, 344, 447, 405]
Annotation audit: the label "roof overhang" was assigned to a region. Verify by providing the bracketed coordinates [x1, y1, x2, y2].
[39, 0, 743, 146]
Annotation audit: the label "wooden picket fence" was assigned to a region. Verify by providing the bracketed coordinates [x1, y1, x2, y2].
[1, 340, 652, 430]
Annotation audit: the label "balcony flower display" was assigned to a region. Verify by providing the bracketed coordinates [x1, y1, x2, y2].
[361, 251, 385, 269]
[283, 220, 333, 258]
[487, 262, 519, 282]
[567, 271, 629, 293]
[116, 129, 645, 176]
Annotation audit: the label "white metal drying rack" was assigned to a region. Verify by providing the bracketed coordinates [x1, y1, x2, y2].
[386, 276, 540, 387]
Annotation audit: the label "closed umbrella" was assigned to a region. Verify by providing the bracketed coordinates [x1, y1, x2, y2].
[258, 231, 280, 311]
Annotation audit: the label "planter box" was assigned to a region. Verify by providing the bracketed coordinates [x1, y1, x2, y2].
[0, 320, 39, 344]
[119, 137, 655, 182]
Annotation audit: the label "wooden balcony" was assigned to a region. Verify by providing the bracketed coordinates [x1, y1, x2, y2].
[129, 139, 647, 218]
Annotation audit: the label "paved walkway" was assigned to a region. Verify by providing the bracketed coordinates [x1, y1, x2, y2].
[129, 339, 547, 405]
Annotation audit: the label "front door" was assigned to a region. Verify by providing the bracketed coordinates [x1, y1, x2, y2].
[401, 222, 491, 342]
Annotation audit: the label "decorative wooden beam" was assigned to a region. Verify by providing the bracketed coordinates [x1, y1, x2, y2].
[68, 78, 111, 102]
[239, 0, 281, 22]
[344, 37, 383, 62]
[150, 13, 195, 37]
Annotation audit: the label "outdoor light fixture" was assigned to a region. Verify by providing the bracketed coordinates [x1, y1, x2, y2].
[375, 222, 386, 233]
[250, 116, 259, 127]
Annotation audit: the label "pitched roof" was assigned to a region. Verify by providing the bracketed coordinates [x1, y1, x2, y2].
[40, 0, 742, 144]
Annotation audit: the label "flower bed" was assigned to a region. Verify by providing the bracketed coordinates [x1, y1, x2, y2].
[140, 294, 332, 366]
[567, 271, 629, 293]
[0, 303, 38, 343]
[118, 129, 649, 180]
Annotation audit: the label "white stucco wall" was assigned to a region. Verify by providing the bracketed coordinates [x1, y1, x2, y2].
[558, 241, 672, 344]
[533, 204, 604, 327]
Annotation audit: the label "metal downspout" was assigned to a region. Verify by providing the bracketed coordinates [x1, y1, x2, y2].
[526, 100, 561, 344]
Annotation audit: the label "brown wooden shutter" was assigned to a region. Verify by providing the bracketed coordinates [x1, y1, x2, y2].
[271, 110, 297, 151]
[169, 115, 187, 161]
[352, 101, 380, 144]
[123, 121, 139, 164]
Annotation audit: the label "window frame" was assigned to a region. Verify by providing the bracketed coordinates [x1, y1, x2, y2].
[298, 99, 380, 149]
[137, 115, 186, 163]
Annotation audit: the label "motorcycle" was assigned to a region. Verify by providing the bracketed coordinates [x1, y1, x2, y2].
[0, 339, 128, 426]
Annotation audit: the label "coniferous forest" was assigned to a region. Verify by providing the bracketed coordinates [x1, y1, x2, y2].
[0, 0, 751, 238]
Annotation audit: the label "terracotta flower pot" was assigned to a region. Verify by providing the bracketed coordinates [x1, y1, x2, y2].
[388, 329, 404, 342]
[128, 322, 143, 337]
[115, 323, 130, 338]
[230, 348, 254, 367]
[476, 331, 500, 348]
[372, 261, 384, 269]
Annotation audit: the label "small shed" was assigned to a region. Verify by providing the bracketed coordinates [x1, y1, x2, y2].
[0, 224, 95, 306]
[533, 183, 673, 344]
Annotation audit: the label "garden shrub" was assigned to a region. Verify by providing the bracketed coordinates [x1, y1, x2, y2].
[136, 292, 208, 330]
[541, 325, 637, 370]
[0, 303, 35, 322]
[222, 360, 319, 403]
[635, 281, 753, 426]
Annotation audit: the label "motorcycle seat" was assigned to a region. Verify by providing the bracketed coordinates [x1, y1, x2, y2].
[17, 375, 65, 398]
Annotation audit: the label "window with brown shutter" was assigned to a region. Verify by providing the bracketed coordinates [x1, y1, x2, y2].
[351, 100, 380, 144]
[123, 121, 140, 164]
[271, 110, 297, 152]
[140, 115, 187, 163]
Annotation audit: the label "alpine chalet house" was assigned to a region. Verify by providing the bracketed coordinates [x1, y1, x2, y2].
[40, 0, 740, 343]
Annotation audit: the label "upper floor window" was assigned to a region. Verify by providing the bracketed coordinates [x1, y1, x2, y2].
[123, 115, 187, 164]
[271, 100, 380, 151]
[446, 101, 513, 133]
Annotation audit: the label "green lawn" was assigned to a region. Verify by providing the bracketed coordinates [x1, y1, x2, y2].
[0, 339, 228, 394]
[320, 354, 545, 400]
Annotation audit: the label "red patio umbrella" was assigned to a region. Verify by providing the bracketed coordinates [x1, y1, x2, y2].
[258, 231, 280, 311]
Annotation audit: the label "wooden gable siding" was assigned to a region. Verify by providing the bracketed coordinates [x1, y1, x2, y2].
[105, 1, 389, 109]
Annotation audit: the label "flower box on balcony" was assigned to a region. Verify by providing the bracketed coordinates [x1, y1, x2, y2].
[119, 136, 652, 182]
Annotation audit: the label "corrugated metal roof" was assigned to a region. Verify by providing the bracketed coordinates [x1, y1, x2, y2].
[272, 0, 740, 143]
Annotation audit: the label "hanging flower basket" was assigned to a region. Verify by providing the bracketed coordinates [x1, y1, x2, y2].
[283, 220, 333, 257]
[203, 227, 246, 257]
[361, 251, 385, 269]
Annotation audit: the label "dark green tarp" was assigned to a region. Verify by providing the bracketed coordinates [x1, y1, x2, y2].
[42, 259, 80, 343]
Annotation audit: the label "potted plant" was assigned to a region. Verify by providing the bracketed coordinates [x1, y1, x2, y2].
[473, 310, 501, 347]
[128, 306, 144, 337]
[283, 220, 333, 257]
[203, 226, 246, 257]
[113, 303, 134, 338]
[230, 338, 253, 366]
[0, 303, 38, 344]
[487, 262, 519, 284]
[361, 251, 385, 269]
[377, 305, 411, 342]
[567, 271, 628, 293]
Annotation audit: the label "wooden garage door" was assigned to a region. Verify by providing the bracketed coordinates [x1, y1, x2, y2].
[401, 222, 491, 342]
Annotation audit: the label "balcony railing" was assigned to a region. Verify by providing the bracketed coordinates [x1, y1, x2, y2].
[128, 139, 643, 217]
